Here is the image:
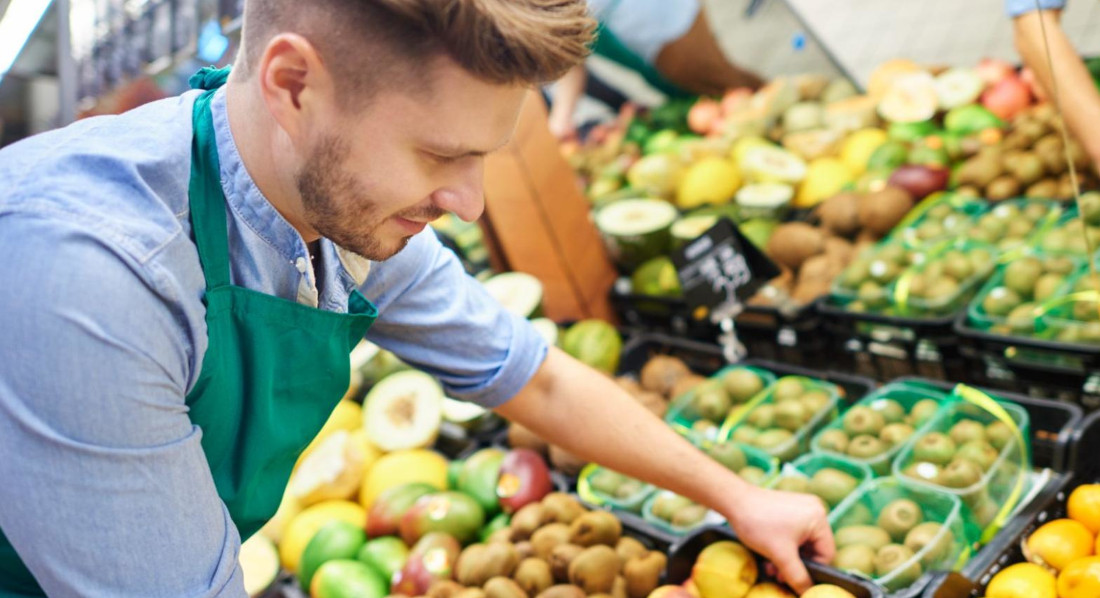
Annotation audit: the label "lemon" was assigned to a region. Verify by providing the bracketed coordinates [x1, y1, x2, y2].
[240, 534, 280, 596]
[677, 157, 741, 209]
[279, 500, 367, 573]
[289, 429, 382, 507]
[296, 400, 364, 470]
[795, 157, 853, 208]
[985, 562, 1056, 598]
[840, 128, 888, 176]
[359, 449, 448, 510]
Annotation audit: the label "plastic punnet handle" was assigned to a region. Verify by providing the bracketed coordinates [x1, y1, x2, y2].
[951, 384, 1029, 544]
[1033, 290, 1100, 333]
[576, 463, 604, 506]
[890, 191, 953, 237]
[893, 239, 954, 315]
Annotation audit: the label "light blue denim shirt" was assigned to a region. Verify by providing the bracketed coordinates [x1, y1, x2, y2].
[1005, 0, 1066, 16]
[0, 87, 547, 596]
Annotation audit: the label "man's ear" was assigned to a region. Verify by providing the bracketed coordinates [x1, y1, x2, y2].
[256, 33, 335, 144]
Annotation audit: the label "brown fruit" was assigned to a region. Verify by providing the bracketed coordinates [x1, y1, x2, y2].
[548, 446, 586, 476]
[490, 528, 515, 544]
[818, 192, 862, 237]
[799, 254, 840, 283]
[636, 391, 667, 418]
[428, 580, 465, 598]
[509, 424, 548, 455]
[611, 576, 628, 598]
[639, 356, 691, 396]
[455, 589, 488, 598]
[540, 493, 586, 525]
[485, 578, 529, 598]
[511, 504, 545, 541]
[1035, 134, 1067, 174]
[513, 559, 553, 598]
[568, 545, 621, 594]
[669, 375, 706, 401]
[548, 544, 584, 583]
[986, 176, 1021, 201]
[616, 378, 644, 397]
[455, 543, 520, 587]
[514, 542, 535, 561]
[623, 552, 667, 598]
[531, 523, 572, 560]
[1005, 151, 1044, 185]
[956, 156, 1001, 189]
[824, 236, 855, 265]
[767, 222, 825, 270]
[535, 586, 585, 598]
[858, 186, 914, 235]
[569, 511, 622, 547]
[1025, 178, 1059, 199]
[615, 537, 649, 568]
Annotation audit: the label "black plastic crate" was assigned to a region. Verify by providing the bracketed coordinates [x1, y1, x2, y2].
[666, 526, 885, 598]
[818, 302, 969, 384]
[954, 311, 1100, 411]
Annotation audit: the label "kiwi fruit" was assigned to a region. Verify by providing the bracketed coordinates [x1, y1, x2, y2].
[670, 375, 707, 401]
[844, 406, 886, 436]
[753, 429, 794, 451]
[651, 494, 693, 521]
[590, 470, 627, 497]
[986, 176, 1021, 201]
[640, 356, 690, 396]
[747, 405, 777, 429]
[909, 399, 940, 427]
[809, 468, 859, 507]
[548, 543, 584, 583]
[725, 369, 765, 403]
[535, 586, 585, 598]
[955, 440, 999, 471]
[833, 544, 876, 576]
[878, 499, 924, 541]
[615, 537, 648, 568]
[494, 528, 520, 545]
[731, 426, 759, 446]
[986, 421, 1014, 451]
[692, 384, 732, 422]
[568, 545, 620, 594]
[671, 504, 709, 528]
[842, 259, 871, 288]
[514, 558, 554, 597]
[835, 525, 892, 551]
[799, 390, 832, 415]
[913, 433, 957, 466]
[970, 497, 1000, 528]
[941, 459, 983, 489]
[903, 462, 943, 485]
[818, 429, 850, 454]
[616, 480, 646, 500]
[1004, 257, 1043, 296]
[857, 281, 887, 309]
[949, 420, 987, 445]
[880, 423, 915, 447]
[738, 466, 768, 486]
[835, 502, 874, 527]
[905, 522, 953, 568]
[875, 544, 922, 586]
[775, 401, 809, 432]
[455, 589, 488, 598]
[455, 545, 502, 587]
[429, 580, 466, 598]
[772, 377, 805, 402]
[706, 442, 747, 472]
[1032, 272, 1062, 302]
[983, 287, 1023, 317]
[622, 552, 666, 598]
[511, 504, 546, 540]
[569, 511, 621, 547]
[871, 399, 906, 425]
[776, 476, 811, 494]
[691, 420, 719, 442]
[531, 523, 572, 560]
[847, 435, 886, 459]
[485, 577, 528, 598]
[540, 494, 585, 525]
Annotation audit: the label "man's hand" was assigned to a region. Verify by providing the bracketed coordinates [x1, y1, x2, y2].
[722, 488, 835, 593]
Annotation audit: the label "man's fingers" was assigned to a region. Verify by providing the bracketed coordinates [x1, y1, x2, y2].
[808, 516, 836, 564]
[773, 549, 813, 595]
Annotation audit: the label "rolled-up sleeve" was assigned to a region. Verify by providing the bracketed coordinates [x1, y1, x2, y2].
[1006, 0, 1066, 17]
[360, 229, 548, 408]
[0, 214, 247, 597]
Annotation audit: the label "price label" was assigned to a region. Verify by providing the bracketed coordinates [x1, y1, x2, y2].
[671, 218, 779, 320]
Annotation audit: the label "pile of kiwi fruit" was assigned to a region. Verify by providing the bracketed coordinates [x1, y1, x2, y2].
[703, 440, 771, 486]
[835, 244, 919, 312]
[586, 469, 654, 511]
[684, 367, 768, 438]
[977, 254, 1078, 336]
[447, 493, 666, 598]
[773, 466, 862, 510]
[727, 377, 836, 460]
[899, 416, 1015, 527]
[902, 247, 994, 315]
[645, 492, 713, 531]
[831, 498, 953, 590]
[965, 200, 1054, 251]
[1049, 273, 1100, 344]
[901, 201, 979, 246]
[816, 396, 940, 474]
[616, 355, 707, 420]
[1036, 192, 1100, 254]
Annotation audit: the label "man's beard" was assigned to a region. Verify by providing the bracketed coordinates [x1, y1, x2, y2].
[296, 135, 440, 262]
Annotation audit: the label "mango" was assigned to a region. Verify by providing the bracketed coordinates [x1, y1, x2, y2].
[400, 492, 486, 545]
[458, 448, 506, 514]
[311, 559, 388, 598]
[392, 533, 462, 595]
[498, 448, 554, 514]
[367, 482, 438, 538]
[357, 536, 409, 582]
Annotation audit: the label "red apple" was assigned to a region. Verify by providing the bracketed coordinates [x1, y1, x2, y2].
[976, 58, 1015, 86]
[982, 76, 1032, 121]
[688, 99, 722, 135]
[887, 165, 949, 201]
[497, 449, 554, 514]
[389, 532, 461, 594]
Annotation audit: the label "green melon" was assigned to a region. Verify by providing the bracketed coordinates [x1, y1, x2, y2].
[561, 320, 623, 374]
[596, 199, 678, 270]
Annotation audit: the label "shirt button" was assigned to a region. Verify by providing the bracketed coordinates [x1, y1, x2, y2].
[295, 257, 307, 273]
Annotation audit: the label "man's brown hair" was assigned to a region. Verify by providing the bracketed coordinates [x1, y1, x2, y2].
[240, 0, 594, 103]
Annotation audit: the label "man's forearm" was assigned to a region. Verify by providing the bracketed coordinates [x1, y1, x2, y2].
[495, 347, 752, 516]
[1015, 10, 1100, 164]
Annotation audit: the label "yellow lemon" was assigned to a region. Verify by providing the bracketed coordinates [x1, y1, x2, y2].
[1069, 484, 1100, 535]
[359, 449, 448, 510]
[240, 534, 280, 596]
[677, 157, 741, 210]
[1057, 555, 1100, 598]
[840, 128, 888, 176]
[691, 540, 758, 598]
[279, 499, 366, 573]
[795, 157, 853, 208]
[985, 562, 1056, 598]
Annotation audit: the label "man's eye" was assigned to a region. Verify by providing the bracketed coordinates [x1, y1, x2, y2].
[430, 153, 460, 164]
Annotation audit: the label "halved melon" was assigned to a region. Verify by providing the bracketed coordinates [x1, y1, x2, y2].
[483, 272, 544, 319]
[530, 317, 560, 347]
[363, 371, 443, 451]
[240, 533, 280, 597]
[595, 199, 678, 270]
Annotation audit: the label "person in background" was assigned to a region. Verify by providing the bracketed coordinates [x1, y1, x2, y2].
[548, 0, 765, 140]
[1008, 0, 1100, 173]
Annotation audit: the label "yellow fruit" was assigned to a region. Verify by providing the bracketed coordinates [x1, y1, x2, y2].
[1057, 555, 1100, 598]
[732, 136, 774, 168]
[296, 400, 364, 470]
[1026, 519, 1095, 571]
[840, 128, 887, 176]
[677, 157, 741, 209]
[257, 490, 302, 545]
[801, 586, 856, 598]
[359, 449, 448, 510]
[288, 429, 382, 506]
[1069, 485, 1100, 535]
[692, 540, 758, 598]
[795, 158, 853, 208]
[240, 533, 280, 597]
[745, 582, 795, 597]
[985, 562, 1056, 598]
[279, 500, 366, 573]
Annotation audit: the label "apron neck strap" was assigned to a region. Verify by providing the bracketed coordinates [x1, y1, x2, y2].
[188, 66, 234, 289]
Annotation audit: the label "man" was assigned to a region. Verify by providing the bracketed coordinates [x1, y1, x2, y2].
[548, 0, 764, 140]
[0, 1, 831, 595]
[1008, 0, 1100, 173]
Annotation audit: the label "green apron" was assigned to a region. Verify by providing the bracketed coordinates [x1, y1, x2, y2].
[588, 0, 690, 98]
[0, 66, 378, 596]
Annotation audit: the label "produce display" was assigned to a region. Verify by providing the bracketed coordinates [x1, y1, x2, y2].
[721, 376, 842, 461]
[769, 454, 872, 514]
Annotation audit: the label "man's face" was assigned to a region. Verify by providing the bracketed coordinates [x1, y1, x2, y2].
[295, 58, 527, 261]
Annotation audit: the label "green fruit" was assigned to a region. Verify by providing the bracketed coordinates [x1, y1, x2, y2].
[616, 479, 645, 499]
[880, 423, 915, 447]
[986, 421, 1014, 451]
[738, 466, 768, 486]
[311, 559, 388, 598]
[867, 140, 910, 170]
[835, 525, 892, 551]
[358, 536, 409, 582]
[457, 448, 506, 514]
[671, 504, 709, 528]
[909, 399, 940, 427]
[944, 105, 1004, 136]
[941, 459, 983, 489]
[857, 281, 886, 309]
[878, 499, 924, 541]
[1044, 255, 1077, 275]
[809, 468, 860, 508]
[969, 248, 994, 274]
[1004, 257, 1043, 297]
[671, 214, 721, 249]
[905, 522, 953, 568]
[833, 544, 877, 577]
[480, 512, 511, 542]
[912, 433, 957, 466]
[693, 384, 732, 422]
[736, 218, 777, 251]
[401, 491, 486, 545]
[731, 426, 759, 445]
[847, 435, 886, 459]
[643, 129, 679, 155]
[800, 391, 831, 415]
[747, 404, 777, 429]
[842, 259, 872, 289]
[843, 406, 886, 437]
[875, 544, 922, 587]
[692, 419, 719, 442]
[631, 257, 682, 297]
[902, 462, 943, 486]
[869, 259, 901, 285]
[589, 469, 626, 496]
[776, 475, 811, 494]
[983, 286, 1023, 317]
[817, 429, 850, 454]
[971, 497, 1000, 527]
[753, 429, 794, 451]
[836, 503, 874, 528]
[942, 252, 973, 281]
[725, 369, 765, 403]
[706, 442, 748, 472]
[909, 143, 950, 168]
[1006, 303, 1038, 333]
[772, 377, 805, 402]
[652, 493, 694, 521]
[874, 399, 906, 425]
[561, 320, 622, 374]
[775, 401, 809, 432]
[300, 521, 368, 590]
[888, 121, 936, 143]
[595, 198, 677, 270]
[949, 420, 987, 446]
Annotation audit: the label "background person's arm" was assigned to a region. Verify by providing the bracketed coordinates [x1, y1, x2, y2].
[547, 64, 588, 141]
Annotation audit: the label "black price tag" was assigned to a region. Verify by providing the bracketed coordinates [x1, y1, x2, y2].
[670, 218, 779, 320]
